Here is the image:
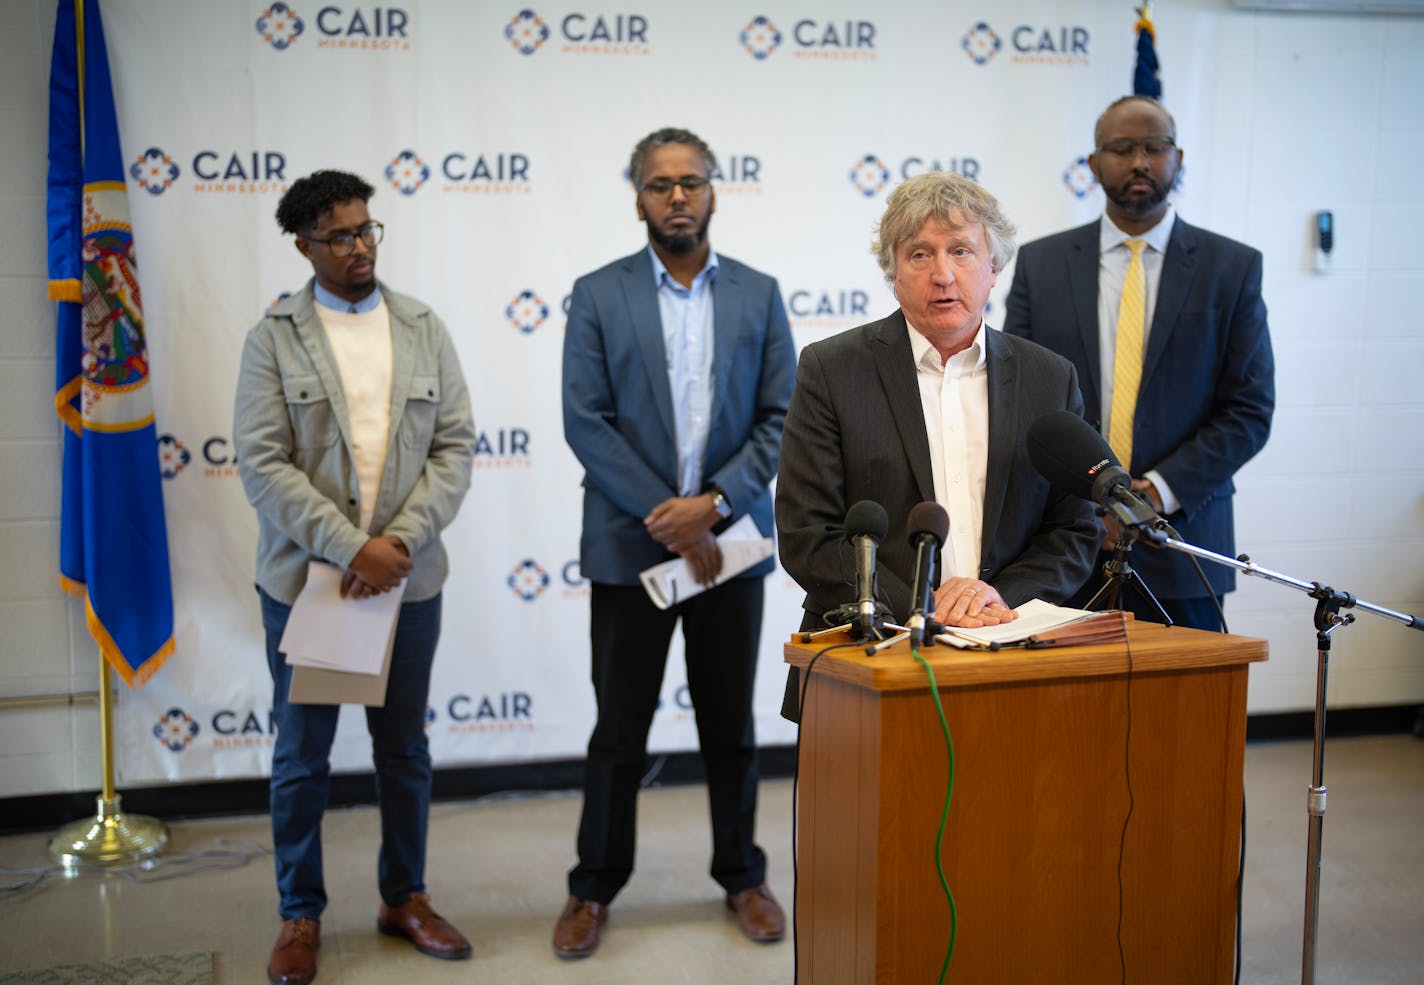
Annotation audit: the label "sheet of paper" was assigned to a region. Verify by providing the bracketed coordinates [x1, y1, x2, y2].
[278, 561, 406, 675]
[933, 598, 1101, 648]
[639, 514, 774, 610]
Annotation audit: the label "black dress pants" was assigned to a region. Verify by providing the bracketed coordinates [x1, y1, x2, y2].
[568, 578, 767, 904]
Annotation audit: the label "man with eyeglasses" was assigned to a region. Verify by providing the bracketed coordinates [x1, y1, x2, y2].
[234, 170, 475, 985]
[1004, 95, 1275, 632]
[554, 127, 796, 959]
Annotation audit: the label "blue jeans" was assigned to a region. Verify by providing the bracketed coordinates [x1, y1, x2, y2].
[260, 587, 441, 920]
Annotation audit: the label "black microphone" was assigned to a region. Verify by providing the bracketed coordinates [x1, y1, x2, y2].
[846, 500, 889, 642]
[1026, 410, 1162, 534]
[906, 501, 949, 647]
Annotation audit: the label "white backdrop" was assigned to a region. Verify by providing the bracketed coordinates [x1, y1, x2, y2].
[101, 0, 1214, 783]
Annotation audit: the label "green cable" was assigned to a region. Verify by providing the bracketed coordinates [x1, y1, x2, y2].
[912, 643, 957, 985]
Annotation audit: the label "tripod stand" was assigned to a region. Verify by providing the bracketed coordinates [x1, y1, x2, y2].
[1083, 531, 1173, 625]
[1119, 525, 1422, 985]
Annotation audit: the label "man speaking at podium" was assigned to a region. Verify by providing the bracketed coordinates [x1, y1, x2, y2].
[776, 171, 1098, 718]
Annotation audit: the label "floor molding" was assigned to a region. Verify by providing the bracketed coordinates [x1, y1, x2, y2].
[3, 706, 1418, 835]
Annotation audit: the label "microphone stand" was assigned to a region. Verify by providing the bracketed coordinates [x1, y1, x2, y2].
[1119, 521, 1422, 985]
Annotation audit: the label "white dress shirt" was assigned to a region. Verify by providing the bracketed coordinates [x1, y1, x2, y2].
[907, 318, 989, 581]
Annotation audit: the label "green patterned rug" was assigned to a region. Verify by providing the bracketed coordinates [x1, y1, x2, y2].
[0, 952, 211, 985]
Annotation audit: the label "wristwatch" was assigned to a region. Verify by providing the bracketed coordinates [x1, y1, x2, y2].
[709, 489, 733, 520]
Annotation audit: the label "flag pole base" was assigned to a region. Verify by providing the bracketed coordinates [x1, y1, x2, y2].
[47, 794, 168, 869]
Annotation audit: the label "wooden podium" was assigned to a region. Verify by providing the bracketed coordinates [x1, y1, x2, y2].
[785, 621, 1267, 984]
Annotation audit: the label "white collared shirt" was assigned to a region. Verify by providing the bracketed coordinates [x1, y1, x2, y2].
[1097, 207, 1181, 512]
[907, 317, 989, 581]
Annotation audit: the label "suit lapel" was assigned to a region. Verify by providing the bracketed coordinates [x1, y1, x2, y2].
[709, 259, 738, 440]
[980, 329, 1016, 562]
[621, 251, 678, 445]
[871, 311, 935, 503]
[1067, 222, 1102, 416]
[1144, 217, 1195, 385]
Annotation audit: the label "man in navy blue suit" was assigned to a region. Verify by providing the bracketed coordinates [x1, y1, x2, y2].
[554, 127, 796, 959]
[1004, 96, 1275, 631]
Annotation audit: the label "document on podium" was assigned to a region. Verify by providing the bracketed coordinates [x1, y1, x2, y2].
[934, 599, 1131, 650]
[280, 561, 404, 706]
[639, 514, 774, 610]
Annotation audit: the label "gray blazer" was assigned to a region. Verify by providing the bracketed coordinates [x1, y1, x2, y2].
[234, 279, 475, 604]
[776, 309, 1099, 624]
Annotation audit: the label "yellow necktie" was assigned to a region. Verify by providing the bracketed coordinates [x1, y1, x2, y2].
[1108, 239, 1146, 470]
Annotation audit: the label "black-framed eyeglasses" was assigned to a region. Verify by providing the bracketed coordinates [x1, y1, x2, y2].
[1096, 137, 1176, 159]
[640, 176, 710, 197]
[305, 221, 384, 257]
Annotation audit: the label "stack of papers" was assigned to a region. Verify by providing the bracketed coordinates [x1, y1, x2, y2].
[279, 562, 405, 673]
[639, 514, 774, 610]
[935, 599, 1131, 650]
[278, 562, 404, 706]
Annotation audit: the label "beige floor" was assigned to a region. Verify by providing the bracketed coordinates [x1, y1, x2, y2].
[0, 735, 1420, 984]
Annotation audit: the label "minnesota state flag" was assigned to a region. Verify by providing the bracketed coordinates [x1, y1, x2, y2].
[48, 0, 174, 687]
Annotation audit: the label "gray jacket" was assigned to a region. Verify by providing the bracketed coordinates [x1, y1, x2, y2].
[234, 279, 475, 604]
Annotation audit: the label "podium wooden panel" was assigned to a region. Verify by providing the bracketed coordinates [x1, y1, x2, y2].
[786, 621, 1267, 985]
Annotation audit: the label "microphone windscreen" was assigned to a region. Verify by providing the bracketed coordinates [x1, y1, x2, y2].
[1026, 410, 1118, 501]
[845, 500, 889, 544]
[906, 500, 949, 547]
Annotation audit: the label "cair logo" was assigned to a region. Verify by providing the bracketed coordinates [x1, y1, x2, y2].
[710, 154, 763, 195]
[385, 149, 431, 195]
[210, 707, 277, 749]
[132, 146, 289, 195]
[506, 290, 550, 333]
[503, 7, 650, 56]
[258, 4, 412, 51]
[256, 3, 304, 49]
[157, 433, 192, 479]
[130, 148, 180, 195]
[561, 559, 587, 598]
[784, 16, 877, 60]
[473, 427, 532, 468]
[961, 21, 1001, 64]
[153, 707, 199, 752]
[962, 20, 1090, 66]
[1063, 156, 1097, 199]
[443, 691, 535, 733]
[849, 153, 983, 197]
[158, 432, 240, 478]
[849, 154, 890, 197]
[429, 150, 532, 195]
[738, 15, 782, 59]
[508, 558, 550, 601]
[787, 287, 872, 331]
[504, 8, 549, 53]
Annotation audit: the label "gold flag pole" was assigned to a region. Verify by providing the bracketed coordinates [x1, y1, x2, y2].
[46, 0, 169, 870]
[47, 657, 168, 867]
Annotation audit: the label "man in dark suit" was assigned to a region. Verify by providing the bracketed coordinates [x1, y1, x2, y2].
[777, 171, 1099, 715]
[1004, 96, 1275, 630]
[555, 127, 796, 958]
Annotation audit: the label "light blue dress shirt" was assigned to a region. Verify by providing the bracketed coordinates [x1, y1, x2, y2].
[313, 281, 383, 314]
[648, 245, 718, 497]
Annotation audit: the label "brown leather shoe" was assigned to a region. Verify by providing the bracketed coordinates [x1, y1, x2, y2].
[267, 917, 320, 985]
[552, 895, 608, 959]
[377, 893, 472, 960]
[726, 883, 785, 943]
